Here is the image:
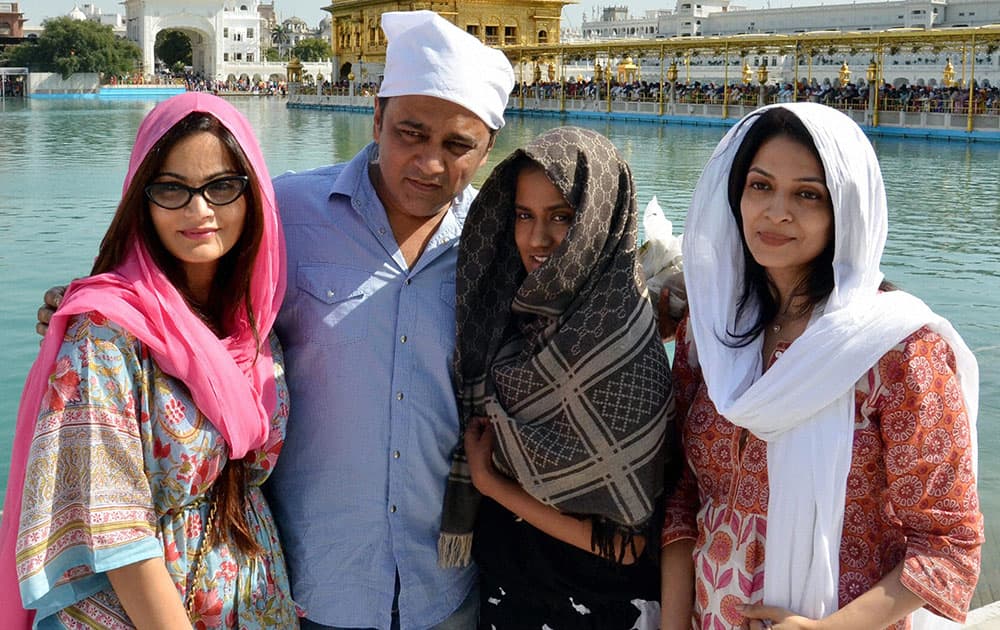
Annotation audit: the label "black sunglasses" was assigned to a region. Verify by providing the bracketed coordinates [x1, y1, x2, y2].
[144, 175, 250, 210]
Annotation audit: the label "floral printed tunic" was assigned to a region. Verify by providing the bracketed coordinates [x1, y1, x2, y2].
[661, 321, 983, 630]
[16, 313, 298, 629]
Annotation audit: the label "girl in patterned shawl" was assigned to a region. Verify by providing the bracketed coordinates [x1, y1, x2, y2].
[439, 126, 678, 629]
[660, 103, 982, 630]
[0, 93, 298, 629]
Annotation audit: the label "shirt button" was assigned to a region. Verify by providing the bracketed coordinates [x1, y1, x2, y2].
[392, 450, 401, 459]
[396, 392, 404, 400]
[405, 278, 411, 285]
[389, 505, 397, 513]
[400, 335, 407, 344]
[379, 227, 386, 235]
[326, 289, 335, 298]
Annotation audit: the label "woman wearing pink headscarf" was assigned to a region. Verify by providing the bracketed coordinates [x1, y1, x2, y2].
[0, 93, 297, 628]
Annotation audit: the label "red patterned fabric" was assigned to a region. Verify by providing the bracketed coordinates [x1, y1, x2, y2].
[662, 322, 983, 629]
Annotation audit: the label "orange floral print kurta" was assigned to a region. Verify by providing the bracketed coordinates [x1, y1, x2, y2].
[662, 322, 983, 630]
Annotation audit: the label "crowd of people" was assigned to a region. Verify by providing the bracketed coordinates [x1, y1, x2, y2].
[178, 71, 287, 95]
[103, 72, 290, 95]
[1, 75, 25, 97]
[293, 79, 380, 97]
[0, 8, 984, 630]
[517, 76, 1000, 115]
[93, 57, 1000, 118]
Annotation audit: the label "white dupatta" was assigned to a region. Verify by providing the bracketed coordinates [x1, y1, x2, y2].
[683, 103, 978, 625]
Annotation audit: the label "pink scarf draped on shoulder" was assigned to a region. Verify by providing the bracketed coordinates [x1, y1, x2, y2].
[0, 92, 286, 626]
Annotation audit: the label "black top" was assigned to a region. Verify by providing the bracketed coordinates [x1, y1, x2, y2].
[473, 497, 660, 608]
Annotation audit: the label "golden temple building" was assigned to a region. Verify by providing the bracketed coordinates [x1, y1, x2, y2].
[322, 1, 574, 81]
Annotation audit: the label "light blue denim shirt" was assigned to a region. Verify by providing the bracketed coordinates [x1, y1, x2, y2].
[265, 144, 475, 629]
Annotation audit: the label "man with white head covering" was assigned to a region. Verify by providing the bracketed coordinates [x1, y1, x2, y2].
[33, 11, 513, 629]
[263, 10, 514, 630]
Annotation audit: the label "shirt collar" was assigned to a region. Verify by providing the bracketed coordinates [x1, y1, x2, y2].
[330, 142, 378, 204]
[330, 142, 473, 249]
[429, 185, 471, 247]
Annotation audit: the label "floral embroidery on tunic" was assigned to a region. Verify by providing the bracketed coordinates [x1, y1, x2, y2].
[17, 313, 298, 629]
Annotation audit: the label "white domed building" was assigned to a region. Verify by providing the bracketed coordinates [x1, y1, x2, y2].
[66, 3, 126, 35]
[67, 4, 88, 21]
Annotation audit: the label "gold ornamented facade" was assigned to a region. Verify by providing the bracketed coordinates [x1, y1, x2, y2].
[322, 0, 573, 79]
[502, 25, 1000, 130]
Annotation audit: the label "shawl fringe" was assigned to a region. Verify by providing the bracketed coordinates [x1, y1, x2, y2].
[590, 517, 640, 565]
[590, 496, 666, 565]
[438, 532, 474, 568]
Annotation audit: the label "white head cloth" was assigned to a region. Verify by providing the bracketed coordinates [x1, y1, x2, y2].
[378, 10, 515, 130]
[683, 102, 978, 625]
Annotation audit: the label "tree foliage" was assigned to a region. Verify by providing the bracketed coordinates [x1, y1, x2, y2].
[292, 38, 331, 62]
[155, 30, 192, 69]
[270, 24, 288, 49]
[1, 17, 140, 78]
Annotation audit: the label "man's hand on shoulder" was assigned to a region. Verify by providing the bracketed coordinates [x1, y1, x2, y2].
[36, 285, 66, 337]
[657, 287, 682, 343]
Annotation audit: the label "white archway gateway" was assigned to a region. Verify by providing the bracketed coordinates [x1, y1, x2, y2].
[124, 1, 217, 78]
[154, 22, 214, 76]
[123, 0, 265, 81]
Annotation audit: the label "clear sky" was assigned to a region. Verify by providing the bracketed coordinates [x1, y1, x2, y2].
[21, 0, 831, 30]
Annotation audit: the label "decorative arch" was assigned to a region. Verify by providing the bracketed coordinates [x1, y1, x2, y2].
[484, 14, 502, 46]
[150, 14, 216, 78]
[503, 21, 518, 45]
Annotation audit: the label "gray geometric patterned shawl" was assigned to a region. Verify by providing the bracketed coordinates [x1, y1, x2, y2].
[439, 126, 675, 567]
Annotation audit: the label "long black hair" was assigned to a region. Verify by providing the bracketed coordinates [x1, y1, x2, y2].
[725, 107, 835, 347]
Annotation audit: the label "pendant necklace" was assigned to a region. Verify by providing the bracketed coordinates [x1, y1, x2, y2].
[767, 309, 803, 335]
[770, 313, 788, 334]
[770, 309, 799, 335]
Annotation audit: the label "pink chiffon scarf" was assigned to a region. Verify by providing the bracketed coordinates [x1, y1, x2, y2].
[0, 92, 286, 626]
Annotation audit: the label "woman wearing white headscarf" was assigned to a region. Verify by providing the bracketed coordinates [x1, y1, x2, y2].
[659, 103, 982, 630]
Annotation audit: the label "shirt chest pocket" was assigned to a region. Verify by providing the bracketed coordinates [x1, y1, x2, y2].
[297, 263, 374, 347]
